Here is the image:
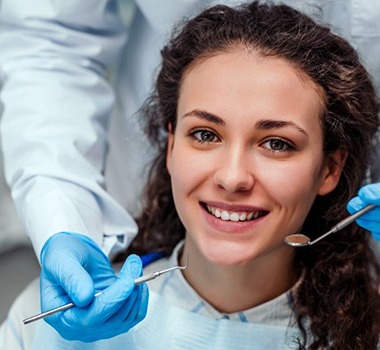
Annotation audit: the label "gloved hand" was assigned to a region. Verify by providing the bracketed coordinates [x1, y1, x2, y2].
[347, 183, 380, 241]
[40, 232, 148, 342]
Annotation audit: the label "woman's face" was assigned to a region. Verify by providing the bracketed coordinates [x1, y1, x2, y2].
[167, 50, 342, 267]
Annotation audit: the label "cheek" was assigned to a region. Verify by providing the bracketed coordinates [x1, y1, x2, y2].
[260, 158, 324, 207]
[169, 146, 208, 197]
[169, 149, 210, 231]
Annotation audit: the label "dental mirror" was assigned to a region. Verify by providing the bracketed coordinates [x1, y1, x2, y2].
[285, 204, 376, 247]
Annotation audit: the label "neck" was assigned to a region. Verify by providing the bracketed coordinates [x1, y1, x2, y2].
[180, 241, 298, 314]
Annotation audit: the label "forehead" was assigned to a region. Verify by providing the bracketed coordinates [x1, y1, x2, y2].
[178, 50, 325, 129]
[184, 49, 324, 97]
[185, 47, 323, 87]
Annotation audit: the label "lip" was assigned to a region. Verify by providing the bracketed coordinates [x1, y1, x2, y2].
[200, 201, 269, 234]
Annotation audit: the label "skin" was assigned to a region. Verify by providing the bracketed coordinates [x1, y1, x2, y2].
[166, 50, 344, 313]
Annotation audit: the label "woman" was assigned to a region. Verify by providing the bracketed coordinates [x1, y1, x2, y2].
[1, 1, 379, 349]
[126, 1, 380, 348]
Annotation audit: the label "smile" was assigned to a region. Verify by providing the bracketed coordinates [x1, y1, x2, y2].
[205, 204, 266, 222]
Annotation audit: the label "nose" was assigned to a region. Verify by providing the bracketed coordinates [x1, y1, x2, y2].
[213, 146, 255, 193]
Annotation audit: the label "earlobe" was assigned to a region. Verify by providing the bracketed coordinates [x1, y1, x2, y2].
[166, 123, 174, 175]
[318, 150, 347, 196]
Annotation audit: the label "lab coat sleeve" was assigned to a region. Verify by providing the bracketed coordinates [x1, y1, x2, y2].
[0, 0, 138, 258]
[0, 279, 40, 350]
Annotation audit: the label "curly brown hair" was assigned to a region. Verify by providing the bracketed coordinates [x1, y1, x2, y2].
[118, 1, 380, 348]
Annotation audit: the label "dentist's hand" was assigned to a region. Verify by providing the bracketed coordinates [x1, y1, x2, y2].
[347, 183, 380, 241]
[40, 232, 148, 342]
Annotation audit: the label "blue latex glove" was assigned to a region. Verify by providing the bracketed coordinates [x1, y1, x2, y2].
[347, 183, 380, 241]
[40, 232, 148, 342]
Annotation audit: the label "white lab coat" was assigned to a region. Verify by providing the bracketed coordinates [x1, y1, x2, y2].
[0, 0, 379, 258]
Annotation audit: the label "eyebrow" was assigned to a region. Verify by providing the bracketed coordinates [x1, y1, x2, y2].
[183, 109, 226, 126]
[255, 119, 309, 137]
[183, 110, 308, 137]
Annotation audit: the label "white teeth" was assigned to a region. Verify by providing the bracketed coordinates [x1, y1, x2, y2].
[221, 211, 230, 220]
[239, 212, 247, 221]
[206, 205, 261, 222]
[230, 213, 240, 222]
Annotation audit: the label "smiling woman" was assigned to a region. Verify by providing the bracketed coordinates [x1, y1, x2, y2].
[167, 52, 333, 272]
[128, 1, 380, 348]
[1, 1, 380, 349]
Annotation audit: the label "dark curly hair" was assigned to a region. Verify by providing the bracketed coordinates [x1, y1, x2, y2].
[118, 1, 380, 348]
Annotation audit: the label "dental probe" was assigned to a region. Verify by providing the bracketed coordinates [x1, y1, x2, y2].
[23, 259, 188, 325]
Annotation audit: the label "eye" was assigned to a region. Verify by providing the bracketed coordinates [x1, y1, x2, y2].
[190, 129, 220, 143]
[261, 138, 295, 152]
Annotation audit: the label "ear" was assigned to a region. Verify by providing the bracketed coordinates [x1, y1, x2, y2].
[318, 150, 347, 196]
[166, 123, 175, 175]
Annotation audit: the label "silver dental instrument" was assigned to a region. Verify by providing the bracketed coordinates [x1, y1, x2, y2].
[285, 204, 376, 247]
[23, 258, 188, 325]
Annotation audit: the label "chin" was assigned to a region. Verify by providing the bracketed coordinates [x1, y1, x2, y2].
[198, 239, 260, 267]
